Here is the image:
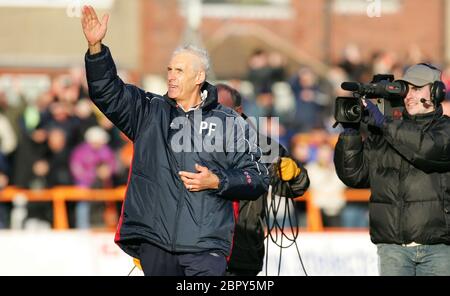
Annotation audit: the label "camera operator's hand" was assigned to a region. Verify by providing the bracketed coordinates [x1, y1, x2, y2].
[362, 99, 386, 128]
[341, 122, 360, 135]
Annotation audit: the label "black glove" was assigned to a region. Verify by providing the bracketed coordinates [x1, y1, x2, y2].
[340, 122, 360, 135]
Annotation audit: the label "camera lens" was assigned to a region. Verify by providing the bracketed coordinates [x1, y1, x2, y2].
[343, 101, 361, 121]
[334, 97, 362, 123]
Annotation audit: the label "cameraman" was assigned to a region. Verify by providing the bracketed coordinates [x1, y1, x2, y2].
[334, 63, 450, 276]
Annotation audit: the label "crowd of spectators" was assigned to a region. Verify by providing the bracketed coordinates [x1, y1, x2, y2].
[1, 43, 450, 229]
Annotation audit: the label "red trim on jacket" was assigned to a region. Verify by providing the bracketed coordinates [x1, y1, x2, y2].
[226, 200, 240, 262]
[114, 144, 134, 244]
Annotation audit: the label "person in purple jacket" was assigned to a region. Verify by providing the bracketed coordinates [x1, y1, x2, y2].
[70, 125, 116, 228]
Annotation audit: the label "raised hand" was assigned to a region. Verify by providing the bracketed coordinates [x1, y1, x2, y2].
[81, 5, 109, 54]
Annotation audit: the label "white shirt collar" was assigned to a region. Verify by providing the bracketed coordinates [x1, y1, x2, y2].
[178, 90, 208, 112]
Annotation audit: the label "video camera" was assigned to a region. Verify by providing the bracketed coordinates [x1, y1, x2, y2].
[334, 74, 408, 124]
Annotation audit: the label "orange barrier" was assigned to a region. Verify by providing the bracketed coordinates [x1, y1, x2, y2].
[1, 186, 126, 229]
[295, 189, 370, 231]
[0, 186, 370, 231]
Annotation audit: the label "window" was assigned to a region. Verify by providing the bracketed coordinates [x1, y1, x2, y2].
[203, 0, 288, 4]
[333, 0, 401, 15]
[179, 0, 293, 19]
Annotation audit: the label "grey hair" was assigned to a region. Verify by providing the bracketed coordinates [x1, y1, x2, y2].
[172, 44, 211, 76]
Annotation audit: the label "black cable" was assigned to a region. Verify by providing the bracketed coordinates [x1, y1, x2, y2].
[261, 158, 308, 276]
[127, 265, 136, 276]
[265, 225, 269, 276]
[232, 158, 308, 276]
[277, 225, 284, 276]
[266, 180, 298, 248]
[295, 239, 308, 276]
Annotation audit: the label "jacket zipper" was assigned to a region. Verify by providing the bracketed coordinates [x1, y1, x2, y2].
[398, 157, 409, 243]
[171, 112, 190, 252]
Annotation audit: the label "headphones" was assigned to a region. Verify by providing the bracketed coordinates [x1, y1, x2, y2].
[418, 63, 446, 106]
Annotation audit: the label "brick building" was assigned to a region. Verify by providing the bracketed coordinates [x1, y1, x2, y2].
[141, 0, 447, 79]
[0, 0, 449, 80]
